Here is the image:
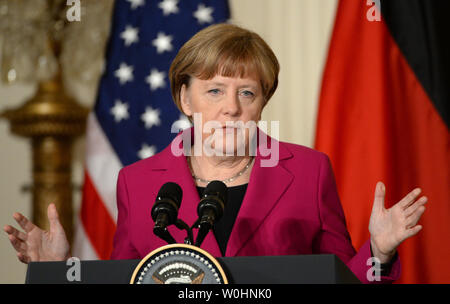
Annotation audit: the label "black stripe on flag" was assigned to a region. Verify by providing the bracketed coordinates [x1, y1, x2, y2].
[381, 0, 450, 128]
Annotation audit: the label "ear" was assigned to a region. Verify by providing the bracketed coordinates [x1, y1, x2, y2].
[180, 84, 192, 117]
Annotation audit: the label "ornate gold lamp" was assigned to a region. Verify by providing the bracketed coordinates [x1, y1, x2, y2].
[0, 0, 114, 244]
[2, 76, 88, 245]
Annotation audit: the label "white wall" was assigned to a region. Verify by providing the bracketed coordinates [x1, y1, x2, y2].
[0, 0, 337, 283]
[229, 0, 337, 146]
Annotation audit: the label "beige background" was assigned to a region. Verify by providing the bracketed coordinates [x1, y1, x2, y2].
[0, 0, 337, 283]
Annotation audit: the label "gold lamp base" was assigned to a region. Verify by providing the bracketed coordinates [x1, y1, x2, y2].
[1, 76, 89, 245]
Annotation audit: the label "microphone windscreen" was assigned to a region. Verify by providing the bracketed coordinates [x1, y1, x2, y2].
[157, 182, 183, 208]
[203, 180, 227, 205]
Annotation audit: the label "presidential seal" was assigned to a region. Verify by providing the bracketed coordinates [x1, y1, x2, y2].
[130, 244, 228, 284]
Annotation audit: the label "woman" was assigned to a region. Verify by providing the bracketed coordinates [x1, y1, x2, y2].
[3, 24, 427, 283]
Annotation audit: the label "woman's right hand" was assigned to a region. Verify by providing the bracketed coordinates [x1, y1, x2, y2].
[3, 203, 70, 264]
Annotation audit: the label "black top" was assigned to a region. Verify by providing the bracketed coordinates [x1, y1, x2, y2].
[196, 183, 248, 256]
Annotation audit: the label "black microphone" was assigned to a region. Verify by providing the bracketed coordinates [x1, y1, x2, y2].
[195, 180, 227, 247]
[151, 182, 183, 244]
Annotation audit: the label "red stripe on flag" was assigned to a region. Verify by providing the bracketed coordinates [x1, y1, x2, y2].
[80, 170, 116, 260]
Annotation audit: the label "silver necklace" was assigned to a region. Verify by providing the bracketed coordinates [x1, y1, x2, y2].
[189, 157, 255, 185]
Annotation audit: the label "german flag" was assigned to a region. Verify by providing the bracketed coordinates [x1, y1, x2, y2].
[315, 0, 450, 283]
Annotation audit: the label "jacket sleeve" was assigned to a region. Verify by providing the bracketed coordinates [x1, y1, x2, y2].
[312, 154, 401, 283]
[110, 169, 140, 260]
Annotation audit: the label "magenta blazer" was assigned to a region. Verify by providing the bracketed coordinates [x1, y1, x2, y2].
[111, 130, 401, 283]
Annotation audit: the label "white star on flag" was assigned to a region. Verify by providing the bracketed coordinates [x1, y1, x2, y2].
[120, 25, 139, 46]
[141, 106, 161, 129]
[126, 0, 145, 10]
[146, 68, 166, 91]
[158, 0, 179, 16]
[138, 144, 157, 159]
[114, 62, 134, 85]
[193, 4, 214, 24]
[110, 100, 130, 122]
[152, 32, 174, 54]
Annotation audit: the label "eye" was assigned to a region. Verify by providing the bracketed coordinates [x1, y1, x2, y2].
[208, 88, 221, 95]
[240, 90, 255, 98]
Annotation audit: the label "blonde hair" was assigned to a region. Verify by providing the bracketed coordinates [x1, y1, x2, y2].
[169, 23, 280, 113]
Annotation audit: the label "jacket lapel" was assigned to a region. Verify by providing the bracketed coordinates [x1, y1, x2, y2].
[226, 136, 293, 257]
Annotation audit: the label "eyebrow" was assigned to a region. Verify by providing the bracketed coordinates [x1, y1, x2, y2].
[207, 82, 226, 87]
[206, 82, 259, 90]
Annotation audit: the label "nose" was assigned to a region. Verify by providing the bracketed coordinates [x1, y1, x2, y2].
[222, 93, 241, 117]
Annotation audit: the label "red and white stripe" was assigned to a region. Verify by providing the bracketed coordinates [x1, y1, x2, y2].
[73, 113, 122, 260]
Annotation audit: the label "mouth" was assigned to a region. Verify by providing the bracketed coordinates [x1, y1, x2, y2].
[221, 126, 240, 133]
[221, 123, 242, 129]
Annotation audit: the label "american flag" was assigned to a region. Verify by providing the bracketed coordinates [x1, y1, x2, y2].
[73, 0, 229, 260]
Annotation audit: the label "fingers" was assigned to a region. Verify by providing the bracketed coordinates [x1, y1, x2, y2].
[8, 234, 27, 253]
[47, 203, 63, 233]
[5, 213, 36, 264]
[403, 225, 423, 240]
[17, 252, 30, 264]
[405, 205, 426, 229]
[13, 212, 36, 233]
[400, 189, 427, 229]
[4, 222, 31, 264]
[4, 225, 27, 242]
[6, 233, 31, 264]
[404, 196, 428, 218]
[399, 192, 426, 243]
[372, 181, 386, 212]
[398, 188, 422, 209]
[4, 224, 30, 263]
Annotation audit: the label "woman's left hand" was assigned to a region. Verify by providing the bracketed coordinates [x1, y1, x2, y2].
[368, 182, 427, 263]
